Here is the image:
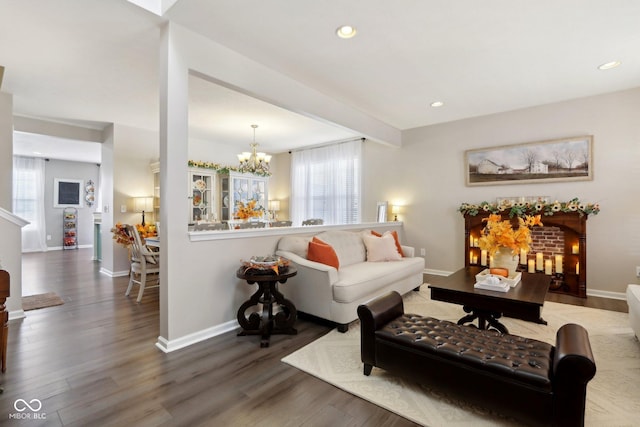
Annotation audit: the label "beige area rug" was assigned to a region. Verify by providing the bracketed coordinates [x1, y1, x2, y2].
[282, 287, 640, 426]
[22, 292, 65, 311]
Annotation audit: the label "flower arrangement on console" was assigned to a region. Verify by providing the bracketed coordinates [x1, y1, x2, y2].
[234, 199, 265, 219]
[478, 214, 543, 257]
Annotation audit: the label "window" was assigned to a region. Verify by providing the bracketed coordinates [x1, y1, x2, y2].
[291, 139, 362, 225]
[13, 156, 47, 252]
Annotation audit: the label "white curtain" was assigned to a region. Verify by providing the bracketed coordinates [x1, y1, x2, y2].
[13, 156, 47, 252]
[291, 139, 362, 226]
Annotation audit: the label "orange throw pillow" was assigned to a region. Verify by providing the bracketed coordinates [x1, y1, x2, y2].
[308, 237, 340, 269]
[371, 230, 405, 257]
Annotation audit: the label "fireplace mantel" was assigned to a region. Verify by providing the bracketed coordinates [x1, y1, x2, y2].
[464, 212, 589, 297]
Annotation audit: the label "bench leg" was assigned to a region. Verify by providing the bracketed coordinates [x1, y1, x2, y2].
[337, 324, 349, 333]
[364, 364, 373, 376]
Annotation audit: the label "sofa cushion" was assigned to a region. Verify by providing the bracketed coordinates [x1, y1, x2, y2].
[308, 237, 340, 269]
[371, 230, 405, 257]
[363, 233, 402, 262]
[277, 235, 312, 258]
[315, 230, 366, 267]
[333, 257, 425, 303]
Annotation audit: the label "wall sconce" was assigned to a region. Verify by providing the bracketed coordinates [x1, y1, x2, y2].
[391, 205, 403, 221]
[133, 196, 154, 226]
[268, 199, 280, 220]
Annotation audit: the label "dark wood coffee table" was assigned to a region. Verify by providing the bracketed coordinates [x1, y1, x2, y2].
[428, 266, 551, 334]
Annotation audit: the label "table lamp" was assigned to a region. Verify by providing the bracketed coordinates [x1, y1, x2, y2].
[268, 200, 280, 220]
[133, 196, 154, 226]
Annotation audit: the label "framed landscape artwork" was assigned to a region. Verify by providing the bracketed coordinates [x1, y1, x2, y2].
[465, 135, 593, 186]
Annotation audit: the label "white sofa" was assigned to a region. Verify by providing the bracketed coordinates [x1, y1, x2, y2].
[276, 229, 425, 331]
[628, 284, 640, 339]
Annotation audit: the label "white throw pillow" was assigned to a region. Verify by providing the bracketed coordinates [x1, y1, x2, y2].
[362, 233, 402, 262]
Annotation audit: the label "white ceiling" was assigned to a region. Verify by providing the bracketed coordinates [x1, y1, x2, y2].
[2, 0, 639, 162]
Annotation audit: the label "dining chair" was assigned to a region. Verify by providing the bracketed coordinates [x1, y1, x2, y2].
[236, 221, 266, 229]
[194, 222, 228, 231]
[302, 218, 324, 226]
[124, 224, 160, 303]
[270, 220, 293, 227]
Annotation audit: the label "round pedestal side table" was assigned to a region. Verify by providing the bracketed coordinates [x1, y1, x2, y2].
[236, 266, 297, 347]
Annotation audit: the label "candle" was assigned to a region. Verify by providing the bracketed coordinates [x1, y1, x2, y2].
[572, 244, 579, 254]
[575, 262, 579, 275]
[480, 250, 487, 266]
[545, 259, 553, 275]
[528, 259, 535, 273]
[536, 253, 544, 271]
[555, 255, 563, 274]
[470, 251, 474, 264]
[470, 235, 474, 247]
[473, 255, 478, 264]
[520, 249, 528, 265]
[489, 255, 494, 268]
[474, 238, 479, 247]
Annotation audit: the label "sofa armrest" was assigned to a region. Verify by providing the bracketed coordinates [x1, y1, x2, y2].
[401, 245, 415, 257]
[357, 291, 405, 372]
[552, 323, 596, 426]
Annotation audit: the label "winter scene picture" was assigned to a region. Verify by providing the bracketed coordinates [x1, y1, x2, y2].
[465, 136, 593, 186]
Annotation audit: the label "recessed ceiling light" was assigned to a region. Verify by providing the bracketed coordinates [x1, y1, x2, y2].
[598, 61, 621, 70]
[430, 101, 444, 108]
[336, 25, 357, 39]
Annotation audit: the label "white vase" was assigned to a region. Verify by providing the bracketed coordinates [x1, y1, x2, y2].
[492, 247, 519, 276]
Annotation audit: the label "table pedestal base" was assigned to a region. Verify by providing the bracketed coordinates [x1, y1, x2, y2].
[457, 306, 509, 334]
[237, 275, 297, 347]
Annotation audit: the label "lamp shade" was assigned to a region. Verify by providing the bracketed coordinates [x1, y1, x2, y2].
[133, 196, 154, 213]
[391, 205, 402, 214]
[268, 200, 280, 211]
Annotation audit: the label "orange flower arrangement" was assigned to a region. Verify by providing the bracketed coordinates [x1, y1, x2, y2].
[478, 214, 543, 257]
[234, 199, 264, 219]
[111, 222, 157, 247]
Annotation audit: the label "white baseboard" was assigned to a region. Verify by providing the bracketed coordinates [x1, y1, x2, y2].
[99, 267, 129, 277]
[587, 289, 627, 301]
[155, 319, 239, 353]
[9, 309, 26, 321]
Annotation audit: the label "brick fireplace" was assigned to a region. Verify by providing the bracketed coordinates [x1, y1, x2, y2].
[464, 212, 589, 297]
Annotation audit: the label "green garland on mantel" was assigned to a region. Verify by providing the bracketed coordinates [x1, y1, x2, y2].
[459, 197, 600, 218]
[188, 160, 272, 177]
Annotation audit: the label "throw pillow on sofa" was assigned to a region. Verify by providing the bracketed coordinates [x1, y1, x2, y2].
[308, 237, 340, 269]
[362, 233, 402, 262]
[370, 230, 405, 257]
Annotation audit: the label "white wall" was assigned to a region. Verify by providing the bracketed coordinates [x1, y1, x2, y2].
[0, 92, 12, 210]
[363, 87, 640, 297]
[158, 21, 406, 347]
[44, 159, 100, 249]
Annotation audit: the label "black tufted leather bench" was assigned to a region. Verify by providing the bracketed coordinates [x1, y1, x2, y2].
[358, 291, 596, 427]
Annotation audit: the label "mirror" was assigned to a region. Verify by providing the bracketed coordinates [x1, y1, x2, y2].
[377, 201, 388, 222]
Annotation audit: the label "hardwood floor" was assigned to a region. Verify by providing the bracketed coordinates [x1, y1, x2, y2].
[3, 249, 418, 426]
[1, 251, 627, 426]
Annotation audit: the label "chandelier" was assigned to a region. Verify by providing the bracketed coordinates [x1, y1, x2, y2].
[237, 124, 272, 175]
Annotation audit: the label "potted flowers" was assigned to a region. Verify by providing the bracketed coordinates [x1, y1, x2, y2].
[478, 214, 543, 274]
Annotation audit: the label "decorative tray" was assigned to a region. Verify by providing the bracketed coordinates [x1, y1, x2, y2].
[474, 279, 510, 293]
[475, 269, 521, 288]
[240, 255, 290, 275]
